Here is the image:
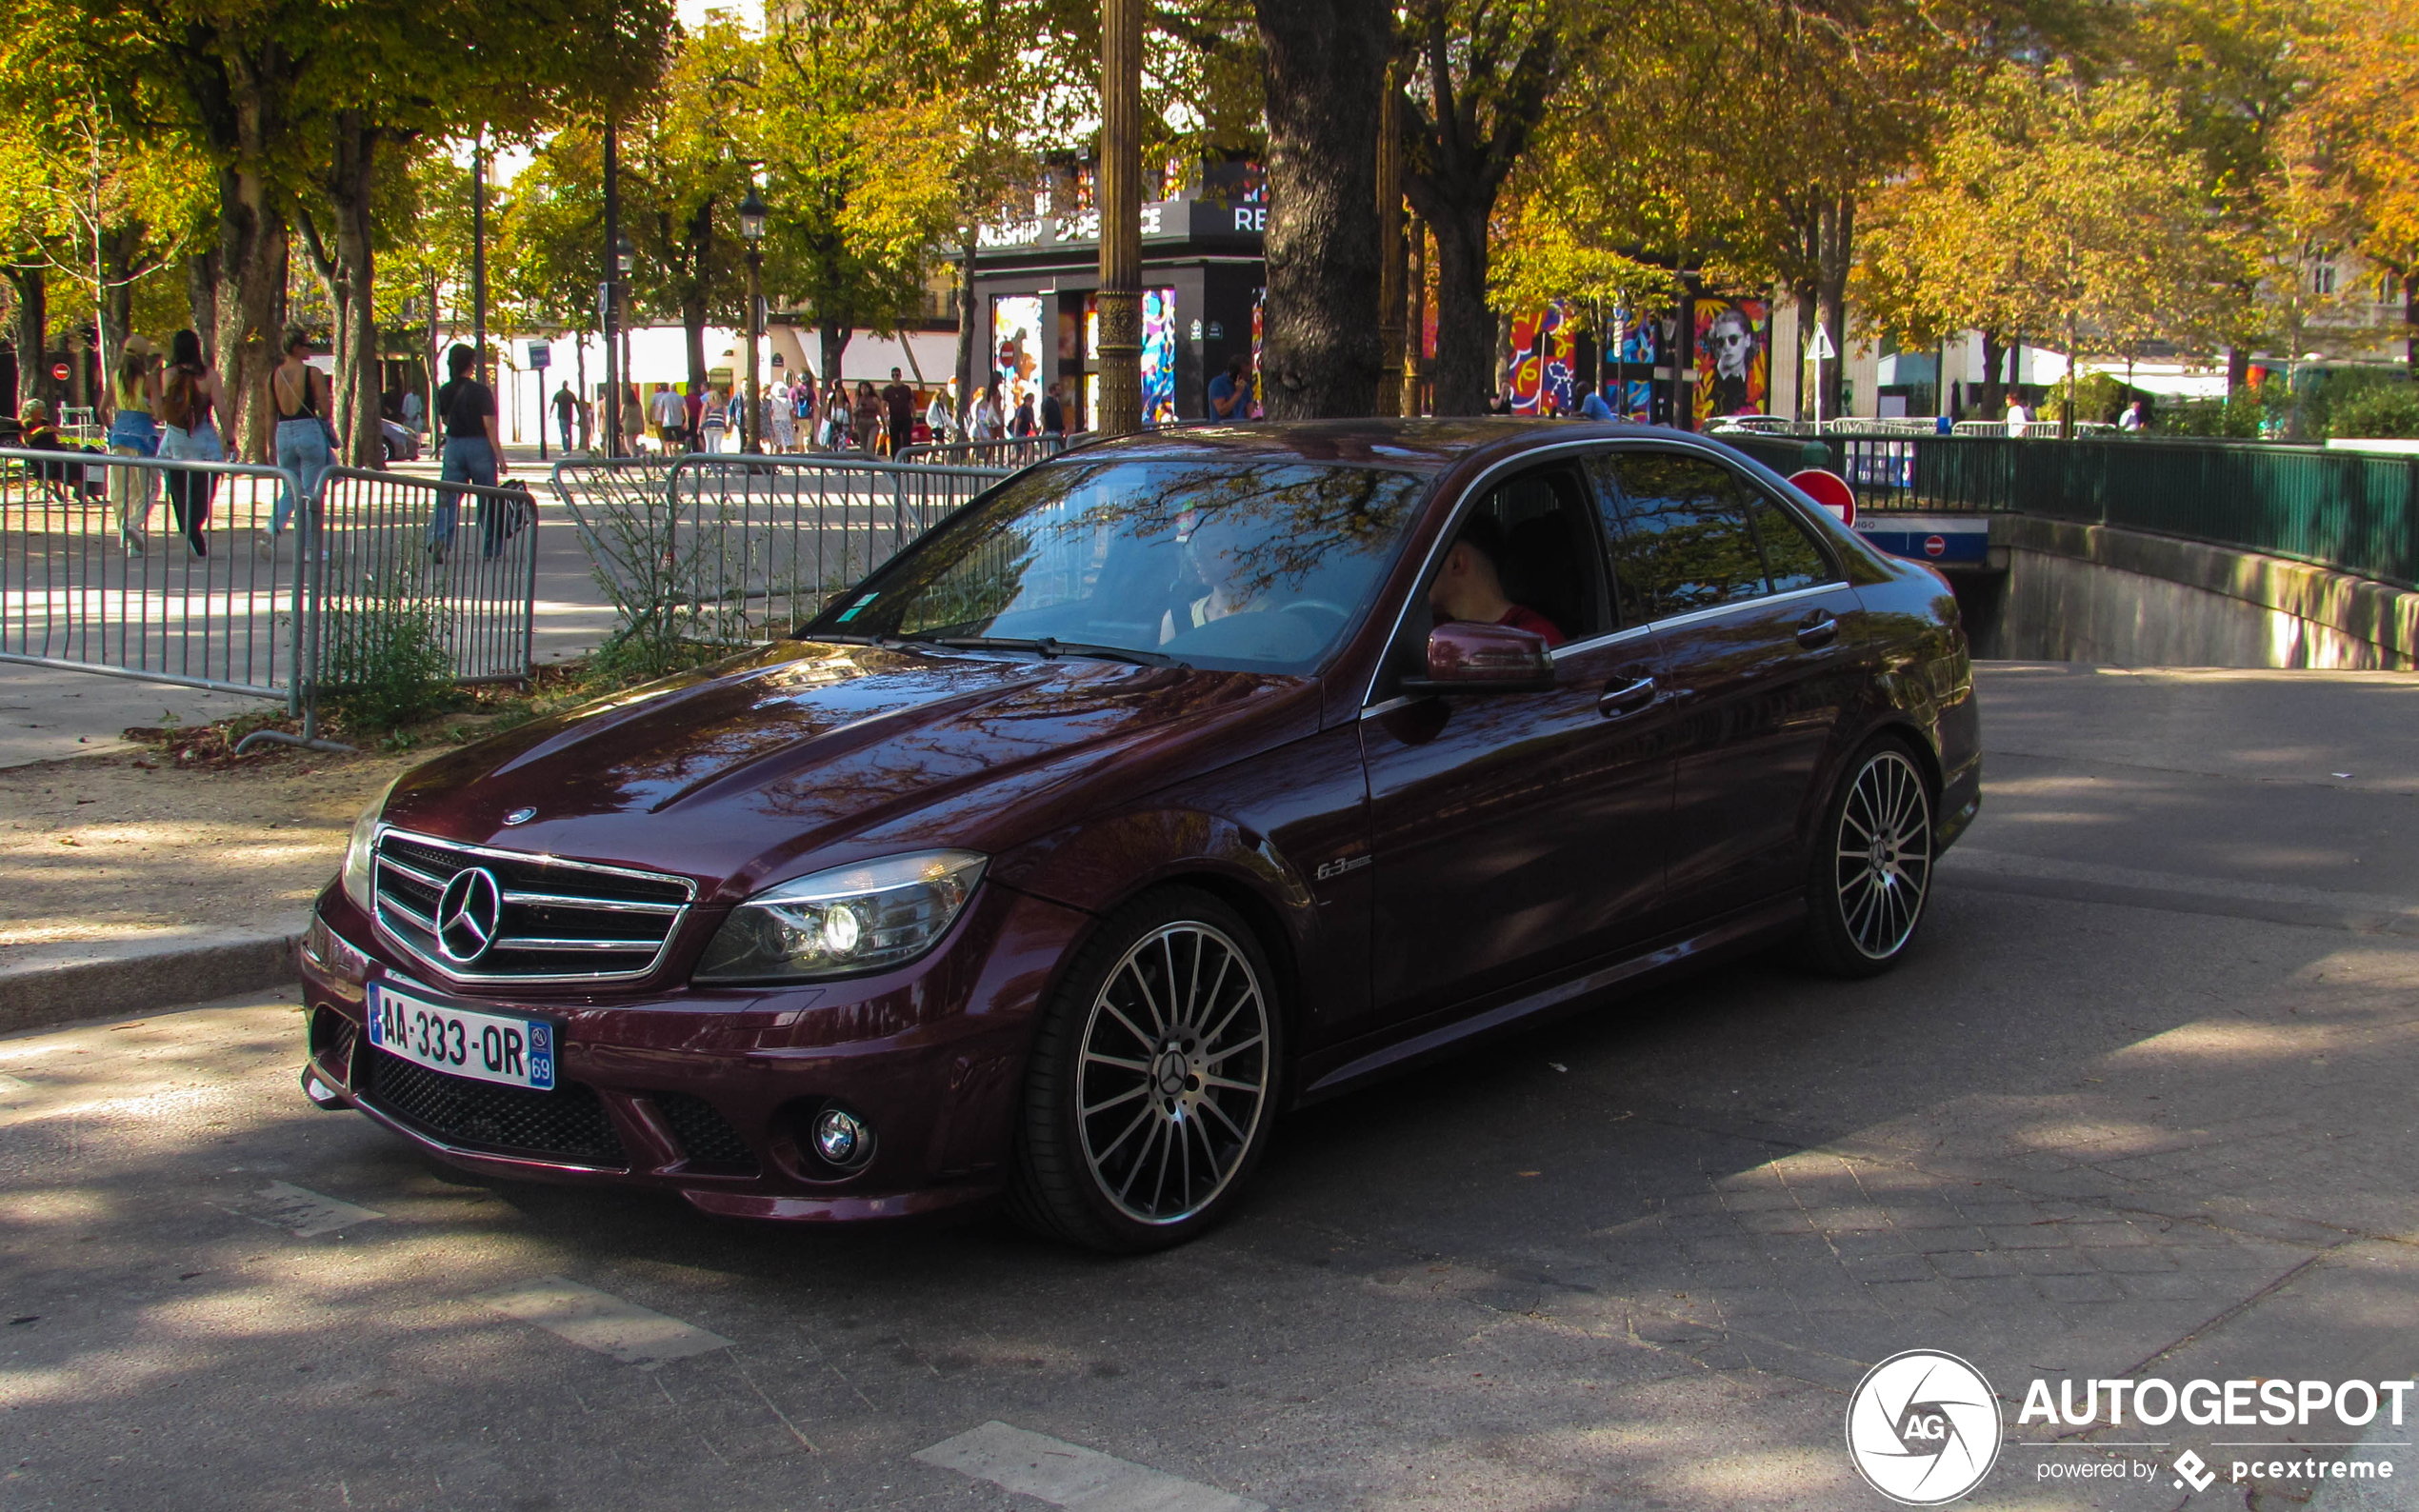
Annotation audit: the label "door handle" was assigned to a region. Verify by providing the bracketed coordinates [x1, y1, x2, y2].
[1795, 612, 1839, 648]
[1598, 676, 1656, 717]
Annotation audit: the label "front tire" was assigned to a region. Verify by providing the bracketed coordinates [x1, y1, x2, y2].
[1009, 887, 1282, 1253]
[1797, 739, 1935, 977]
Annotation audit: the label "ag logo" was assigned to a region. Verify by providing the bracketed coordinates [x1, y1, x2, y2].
[1846, 1349, 2002, 1505]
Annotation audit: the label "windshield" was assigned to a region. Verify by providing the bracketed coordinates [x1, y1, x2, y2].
[807, 456, 1431, 672]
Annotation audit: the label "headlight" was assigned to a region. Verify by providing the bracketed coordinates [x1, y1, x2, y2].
[338, 779, 397, 912]
[693, 849, 987, 984]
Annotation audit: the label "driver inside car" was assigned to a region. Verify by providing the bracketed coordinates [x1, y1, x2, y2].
[1159, 508, 1262, 644]
[1428, 513, 1567, 647]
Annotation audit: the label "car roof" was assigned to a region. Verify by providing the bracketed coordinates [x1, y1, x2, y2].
[1055, 417, 1695, 471]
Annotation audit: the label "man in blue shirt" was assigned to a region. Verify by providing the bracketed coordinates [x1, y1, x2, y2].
[1580, 384, 1617, 421]
[1208, 356, 1249, 420]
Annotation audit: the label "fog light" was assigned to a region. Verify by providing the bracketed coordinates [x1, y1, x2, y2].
[811, 1106, 870, 1167]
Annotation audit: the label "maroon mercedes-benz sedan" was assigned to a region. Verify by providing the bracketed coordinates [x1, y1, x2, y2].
[296, 419, 1979, 1251]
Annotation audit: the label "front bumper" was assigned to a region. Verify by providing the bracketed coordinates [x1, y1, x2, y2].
[297, 880, 1089, 1222]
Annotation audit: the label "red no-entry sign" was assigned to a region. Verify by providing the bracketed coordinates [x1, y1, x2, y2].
[50, 363, 69, 381]
[1789, 468, 1856, 528]
[1924, 535, 1948, 557]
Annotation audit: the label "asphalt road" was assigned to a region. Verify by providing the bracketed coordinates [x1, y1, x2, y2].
[4, 663, 2416, 1511]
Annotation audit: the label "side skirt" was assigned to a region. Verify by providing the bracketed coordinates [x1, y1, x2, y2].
[1291, 894, 1808, 1105]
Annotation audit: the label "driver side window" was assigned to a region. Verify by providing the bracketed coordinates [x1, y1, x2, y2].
[1449, 466, 1610, 646]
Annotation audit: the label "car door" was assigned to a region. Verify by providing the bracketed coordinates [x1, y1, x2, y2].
[1589, 446, 1866, 921]
[1355, 458, 1678, 1041]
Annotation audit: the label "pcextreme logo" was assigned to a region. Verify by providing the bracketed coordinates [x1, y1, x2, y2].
[1846, 1350, 2005, 1505]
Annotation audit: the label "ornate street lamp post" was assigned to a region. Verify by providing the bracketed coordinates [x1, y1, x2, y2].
[739, 184, 768, 453]
[1095, 0, 1142, 434]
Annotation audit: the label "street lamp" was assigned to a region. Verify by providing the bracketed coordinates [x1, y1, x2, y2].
[739, 184, 768, 453]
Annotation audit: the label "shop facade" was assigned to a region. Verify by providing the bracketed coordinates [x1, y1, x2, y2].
[970, 197, 1266, 429]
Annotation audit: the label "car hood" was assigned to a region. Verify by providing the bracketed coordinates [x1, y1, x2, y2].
[382, 640, 1309, 903]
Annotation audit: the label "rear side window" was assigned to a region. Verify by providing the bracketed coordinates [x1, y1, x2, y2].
[1747, 495, 1836, 593]
[1590, 451, 1766, 617]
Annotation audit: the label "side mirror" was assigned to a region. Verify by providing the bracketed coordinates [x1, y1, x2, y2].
[1399, 621, 1557, 696]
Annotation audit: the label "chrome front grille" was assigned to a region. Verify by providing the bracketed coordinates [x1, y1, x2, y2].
[371, 828, 695, 985]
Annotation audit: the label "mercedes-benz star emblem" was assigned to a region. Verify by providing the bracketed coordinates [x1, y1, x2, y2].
[502, 806, 537, 826]
[435, 866, 505, 964]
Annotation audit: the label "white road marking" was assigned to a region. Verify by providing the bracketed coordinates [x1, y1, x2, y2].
[914, 1421, 1267, 1512]
[218, 1180, 384, 1238]
[472, 1276, 732, 1365]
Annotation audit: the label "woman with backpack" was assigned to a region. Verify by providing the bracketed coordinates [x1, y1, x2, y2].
[430, 343, 510, 564]
[157, 329, 225, 555]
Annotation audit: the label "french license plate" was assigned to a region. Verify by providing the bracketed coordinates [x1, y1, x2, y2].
[366, 982, 555, 1091]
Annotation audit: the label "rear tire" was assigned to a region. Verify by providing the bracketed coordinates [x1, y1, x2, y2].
[1008, 887, 1282, 1253]
[1794, 738, 1935, 978]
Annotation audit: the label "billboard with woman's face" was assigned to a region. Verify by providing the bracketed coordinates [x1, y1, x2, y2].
[1694, 299, 1770, 418]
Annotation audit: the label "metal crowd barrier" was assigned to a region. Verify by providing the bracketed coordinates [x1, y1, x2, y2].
[311, 467, 541, 687]
[897, 434, 1067, 468]
[0, 446, 310, 708]
[549, 452, 1011, 649]
[660, 455, 1010, 641]
[1, 446, 547, 751]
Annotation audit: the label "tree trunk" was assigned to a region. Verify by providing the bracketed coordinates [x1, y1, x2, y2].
[7, 267, 48, 411]
[100, 221, 145, 368]
[956, 230, 977, 429]
[1253, 0, 1389, 419]
[1815, 194, 1853, 422]
[213, 148, 288, 464]
[320, 113, 385, 467]
[2224, 344, 2249, 393]
[1977, 330, 2006, 418]
[819, 321, 850, 402]
[1417, 213, 1491, 415]
[187, 250, 218, 360]
[1792, 287, 1814, 421]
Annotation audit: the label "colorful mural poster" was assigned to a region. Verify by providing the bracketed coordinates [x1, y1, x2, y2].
[1693, 298, 1770, 418]
[991, 294, 1044, 416]
[1250, 289, 1267, 418]
[1509, 302, 1576, 415]
[1609, 308, 1660, 422]
[1141, 288, 1177, 426]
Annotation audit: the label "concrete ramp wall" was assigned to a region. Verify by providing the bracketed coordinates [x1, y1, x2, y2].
[1964, 515, 2419, 669]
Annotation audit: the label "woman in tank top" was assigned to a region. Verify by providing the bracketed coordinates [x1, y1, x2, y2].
[265, 327, 334, 555]
[107, 335, 163, 553]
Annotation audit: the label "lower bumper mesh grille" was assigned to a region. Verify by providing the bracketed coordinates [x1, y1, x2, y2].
[650, 1091, 759, 1175]
[359, 1049, 627, 1167]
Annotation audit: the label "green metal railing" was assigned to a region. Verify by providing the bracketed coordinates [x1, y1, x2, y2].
[1721, 432, 2419, 589]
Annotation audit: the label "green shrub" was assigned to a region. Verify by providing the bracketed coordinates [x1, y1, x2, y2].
[2157, 382, 2289, 439]
[321, 600, 457, 733]
[2323, 378, 2419, 440]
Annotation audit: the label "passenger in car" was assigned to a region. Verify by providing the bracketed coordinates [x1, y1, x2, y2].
[1428, 513, 1567, 647]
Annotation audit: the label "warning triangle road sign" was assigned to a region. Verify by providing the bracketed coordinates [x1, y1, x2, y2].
[1806, 327, 1838, 361]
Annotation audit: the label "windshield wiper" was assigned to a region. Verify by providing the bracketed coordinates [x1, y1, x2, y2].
[931, 636, 1178, 668]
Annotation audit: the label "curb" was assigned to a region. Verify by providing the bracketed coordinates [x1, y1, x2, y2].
[0, 931, 300, 1036]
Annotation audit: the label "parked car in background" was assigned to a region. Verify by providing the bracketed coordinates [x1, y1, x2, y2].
[295, 418, 1981, 1251]
[380, 417, 420, 463]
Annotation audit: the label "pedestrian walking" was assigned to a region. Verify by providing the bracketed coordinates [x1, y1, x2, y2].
[551, 380, 578, 453]
[699, 386, 728, 453]
[649, 383, 685, 453]
[682, 386, 706, 452]
[156, 329, 225, 556]
[575, 390, 593, 451]
[851, 380, 884, 451]
[968, 382, 1005, 441]
[2119, 399, 2147, 433]
[1010, 392, 1036, 438]
[1040, 380, 1067, 440]
[401, 388, 425, 434]
[924, 385, 955, 445]
[619, 386, 646, 456]
[2006, 395, 2030, 438]
[265, 327, 334, 555]
[430, 342, 510, 564]
[107, 335, 163, 553]
[824, 378, 850, 448]
[768, 378, 795, 451]
[881, 368, 916, 456]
